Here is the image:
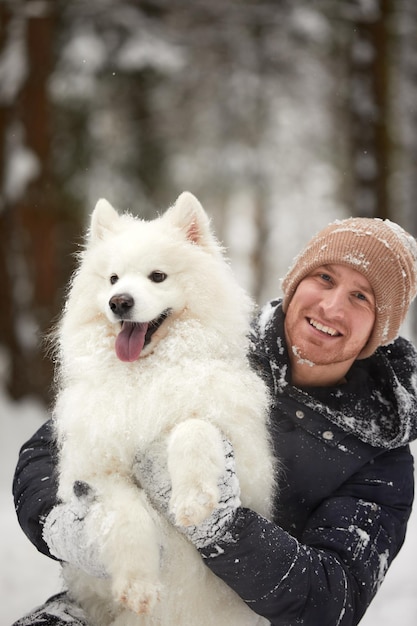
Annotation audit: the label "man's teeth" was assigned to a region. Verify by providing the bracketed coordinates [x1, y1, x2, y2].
[309, 319, 339, 336]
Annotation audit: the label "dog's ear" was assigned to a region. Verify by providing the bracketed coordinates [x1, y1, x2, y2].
[89, 199, 120, 243]
[166, 192, 216, 248]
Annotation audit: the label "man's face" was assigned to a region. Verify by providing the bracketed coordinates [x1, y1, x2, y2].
[284, 263, 376, 385]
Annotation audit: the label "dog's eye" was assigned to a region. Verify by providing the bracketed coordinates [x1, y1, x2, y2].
[149, 271, 167, 283]
[110, 274, 119, 285]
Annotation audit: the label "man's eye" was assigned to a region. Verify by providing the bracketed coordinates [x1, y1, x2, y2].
[149, 271, 167, 283]
[320, 273, 332, 282]
[355, 292, 367, 301]
[110, 274, 119, 285]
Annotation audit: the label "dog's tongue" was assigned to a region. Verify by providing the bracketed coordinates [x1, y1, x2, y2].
[115, 322, 148, 362]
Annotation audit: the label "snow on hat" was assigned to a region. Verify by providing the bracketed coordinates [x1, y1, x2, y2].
[281, 217, 417, 359]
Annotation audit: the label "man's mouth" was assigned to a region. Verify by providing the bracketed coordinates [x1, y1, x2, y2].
[115, 309, 171, 362]
[308, 318, 341, 337]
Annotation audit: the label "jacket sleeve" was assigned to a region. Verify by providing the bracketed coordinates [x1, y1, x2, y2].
[199, 445, 414, 626]
[12, 419, 60, 559]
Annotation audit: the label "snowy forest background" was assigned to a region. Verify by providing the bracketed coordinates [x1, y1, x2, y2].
[1, 0, 417, 624]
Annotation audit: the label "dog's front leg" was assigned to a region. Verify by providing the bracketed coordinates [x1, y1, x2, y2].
[86, 476, 162, 615]
[167, 419, 225, 527]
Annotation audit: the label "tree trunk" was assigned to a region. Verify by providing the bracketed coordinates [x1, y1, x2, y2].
[0, 1, 76, 403]
[348, 0, 392, 219]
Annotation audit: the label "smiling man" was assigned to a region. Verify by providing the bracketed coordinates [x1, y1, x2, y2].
[11, 217, 417, 626]
[171, 217, 417, 626]
[283, 263, 376, 386]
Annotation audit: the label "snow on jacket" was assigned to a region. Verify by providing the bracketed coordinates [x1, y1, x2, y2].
[199, 299, 417, 626]
[12, 298, 417, 626]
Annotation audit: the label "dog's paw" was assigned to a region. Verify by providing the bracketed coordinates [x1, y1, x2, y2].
[113, 577, 160, 615]
[170, 485, 219, 527]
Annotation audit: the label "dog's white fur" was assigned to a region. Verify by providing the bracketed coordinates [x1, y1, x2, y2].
[53, 192, 275, 625]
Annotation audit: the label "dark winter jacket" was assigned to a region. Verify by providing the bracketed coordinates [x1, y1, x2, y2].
[200, 300, 417, 626]
[12, 299, 417, 626]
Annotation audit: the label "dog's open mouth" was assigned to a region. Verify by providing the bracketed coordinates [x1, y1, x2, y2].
[115, 310, 171, 362]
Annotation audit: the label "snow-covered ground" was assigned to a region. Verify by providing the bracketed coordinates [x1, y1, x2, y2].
[2, 391, 417, 625]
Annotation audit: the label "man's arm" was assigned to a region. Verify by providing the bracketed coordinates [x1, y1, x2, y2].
[13, 419, 60, 558]
[199, 445, 414, 626]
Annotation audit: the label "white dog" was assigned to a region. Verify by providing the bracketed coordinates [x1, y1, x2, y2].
[52, 192, 275, 625]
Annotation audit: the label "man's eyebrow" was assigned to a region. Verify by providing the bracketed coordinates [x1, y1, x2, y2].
[353, 281, 374, 296]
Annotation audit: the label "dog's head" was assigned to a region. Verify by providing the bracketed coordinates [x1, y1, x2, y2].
[69, 192, 251, 362]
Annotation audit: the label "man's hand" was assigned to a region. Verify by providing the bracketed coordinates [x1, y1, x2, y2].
[42, 481, 107, 578]
[134, 436, 241, 549]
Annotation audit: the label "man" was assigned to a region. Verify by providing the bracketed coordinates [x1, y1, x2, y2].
[12, 217, 417, 625]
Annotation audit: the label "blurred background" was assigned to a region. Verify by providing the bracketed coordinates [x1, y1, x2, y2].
[1, 0, 417, 624]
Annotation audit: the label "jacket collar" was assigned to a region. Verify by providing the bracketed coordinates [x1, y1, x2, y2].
[251, 299, 417, 449]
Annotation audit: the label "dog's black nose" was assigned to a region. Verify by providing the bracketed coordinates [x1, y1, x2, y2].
[109, 293, 134, 317]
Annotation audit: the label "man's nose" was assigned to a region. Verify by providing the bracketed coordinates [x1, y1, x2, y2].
[320, 288, 346, 317]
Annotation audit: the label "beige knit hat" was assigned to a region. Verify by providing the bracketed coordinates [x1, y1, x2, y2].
[281, 217, 417, 359]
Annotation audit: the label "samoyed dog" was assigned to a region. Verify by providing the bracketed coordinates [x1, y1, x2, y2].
[52, 192, 275, 626]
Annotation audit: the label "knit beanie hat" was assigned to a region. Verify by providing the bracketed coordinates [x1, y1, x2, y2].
[281, 217, 417, 359]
